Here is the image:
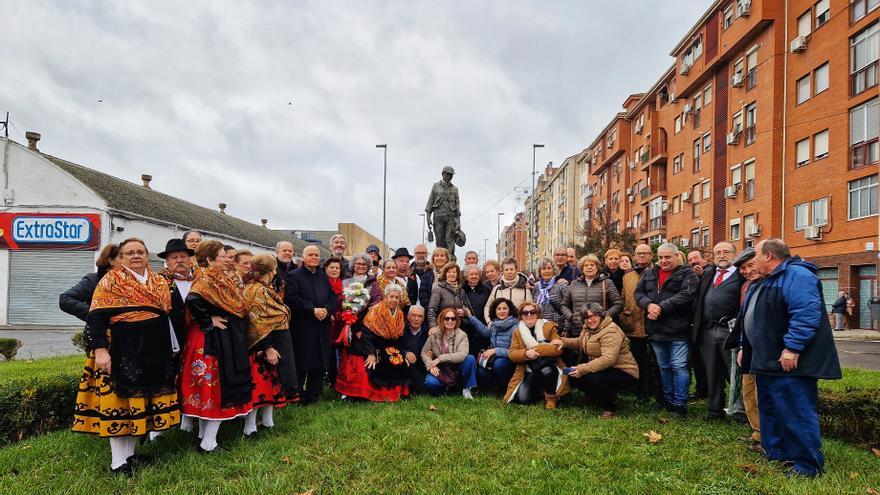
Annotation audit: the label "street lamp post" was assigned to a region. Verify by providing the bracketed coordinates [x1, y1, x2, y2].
[531, 144, 544, 272]
[484, 238, 489, 263]
[376, 144, 387, 255]
[419, 213, 426, 245]
[497, 212, 504, 260]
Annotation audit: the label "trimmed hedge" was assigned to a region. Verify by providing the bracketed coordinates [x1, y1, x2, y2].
[0, 338, 22, 361]
[819, 387, 880, 447]
[0, 374, 79, 444]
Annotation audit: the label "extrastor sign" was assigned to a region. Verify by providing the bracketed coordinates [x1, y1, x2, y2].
[0, 212, 101, 250]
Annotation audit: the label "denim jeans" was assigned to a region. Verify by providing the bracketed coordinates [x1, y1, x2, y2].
[424, 355, 478, 395]
[476, 356, 515, 390]
[650, 340, 690, 408]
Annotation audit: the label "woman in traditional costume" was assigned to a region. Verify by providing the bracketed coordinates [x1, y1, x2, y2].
[335, 283, 410, 401]
[72, 238, 179, 475]
[369, 259, 411, 308]
[179, 240, 253, 453]
[241, 254, 300, 436]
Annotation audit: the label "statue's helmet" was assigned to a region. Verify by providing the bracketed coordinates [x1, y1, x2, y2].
[442, 166, 456, 175]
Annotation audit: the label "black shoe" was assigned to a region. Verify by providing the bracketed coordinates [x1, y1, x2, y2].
[673, 406, 688, 418]
[728, 412, 749, 424]
[655, 400, 675, 412]
[704, 412, 726, 421]
[126, 453, 154, 468]
[111, 462, 135, 476]
[197, 445, 218, 455]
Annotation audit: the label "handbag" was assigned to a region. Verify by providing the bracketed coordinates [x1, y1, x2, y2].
[478, 349, 496, 370]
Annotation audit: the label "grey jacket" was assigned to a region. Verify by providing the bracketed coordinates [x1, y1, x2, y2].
[427, 281, 473, 328]
[562, 276, 623, 336]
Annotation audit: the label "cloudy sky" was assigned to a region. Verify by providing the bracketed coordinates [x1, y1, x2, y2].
[3, 0, 703, 258]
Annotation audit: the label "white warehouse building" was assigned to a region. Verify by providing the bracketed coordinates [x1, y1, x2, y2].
[0, 133, 323, 326]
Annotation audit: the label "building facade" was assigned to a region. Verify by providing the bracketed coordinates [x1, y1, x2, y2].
[499, 212, 527, 269]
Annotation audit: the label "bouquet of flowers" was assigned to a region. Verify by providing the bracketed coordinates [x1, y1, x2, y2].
[334, 282, 371, 347]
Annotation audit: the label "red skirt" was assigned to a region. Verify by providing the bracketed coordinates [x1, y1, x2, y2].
[250, 354, 298, 408]
[179, 323, 253, 420]
[334, 349, 409, 402]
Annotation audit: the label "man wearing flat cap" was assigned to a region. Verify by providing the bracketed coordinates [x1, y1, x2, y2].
[426, 166, 464, 260]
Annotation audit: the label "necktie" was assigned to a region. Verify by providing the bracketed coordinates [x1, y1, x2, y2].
[714, 270, 725, 288]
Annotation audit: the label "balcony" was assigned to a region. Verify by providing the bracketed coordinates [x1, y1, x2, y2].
[649, 214, 667, 231]
[851, 139, 879, 170]
[640, 187, 651, 201]
[851, 61, 878, 97]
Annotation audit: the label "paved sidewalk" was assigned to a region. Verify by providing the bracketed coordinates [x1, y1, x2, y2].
[832, 328, 880, 342]
[0, 327, 81, 359]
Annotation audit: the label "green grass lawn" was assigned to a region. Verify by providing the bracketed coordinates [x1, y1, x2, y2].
[0, 355, 83, 381]
[0, 358, 877, 494]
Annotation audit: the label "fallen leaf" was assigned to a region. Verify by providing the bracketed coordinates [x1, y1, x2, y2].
[738, 463, 758, 474]
[20, 445, 30, 450]
[866, 488, 879, 495]
[520, 429, 529, 436]
[281, 455, 291, 465]
[872, 448, 880, 457]
[428, 404, 437, 412]
[643, 431, 662, 444]
[297, 490, 315, 495]
[658, 417, 669, 425]
[850, 472, 860, 480]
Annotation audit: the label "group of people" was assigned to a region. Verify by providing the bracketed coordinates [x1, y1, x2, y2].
[60, 230, 841, 478]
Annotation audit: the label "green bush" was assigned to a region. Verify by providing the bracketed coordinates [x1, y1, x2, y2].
[819, 387, 880, 447]
[0, 339, 22, 361]
[0, 374, 79, 444]
[70, 332, 86, 353]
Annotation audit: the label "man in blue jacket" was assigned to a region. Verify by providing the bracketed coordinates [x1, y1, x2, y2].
[740, 238, 841, 477]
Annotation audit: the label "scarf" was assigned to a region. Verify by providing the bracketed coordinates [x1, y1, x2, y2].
[362, 300, 405, 340]
[491, 316, 519, 334]
[161, 267, 195, 282]
[517, 319, 549, 349]
[375, 273, 411, 306]
[90, 266, 171, 324]
[329, 277, 343, 296]
[190, 266, 246, 317]
[535, 277, 557, 306]
[243, 281, 291, 348]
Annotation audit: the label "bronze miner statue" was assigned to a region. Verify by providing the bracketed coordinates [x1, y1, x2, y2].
[425, 166, 466, 260]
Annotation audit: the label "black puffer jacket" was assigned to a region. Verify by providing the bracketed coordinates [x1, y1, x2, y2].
[634, 265, 699, 341]
[59, 272, 101, 322]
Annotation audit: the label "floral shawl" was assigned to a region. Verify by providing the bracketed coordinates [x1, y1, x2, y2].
[363, 300, 405, 340]
[189, 266, 246, 317]
[243, 281, 291, 348]
[89, 266, 171, 323]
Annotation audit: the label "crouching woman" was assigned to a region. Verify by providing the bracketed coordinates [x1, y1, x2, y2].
[503, 302, 568, 409]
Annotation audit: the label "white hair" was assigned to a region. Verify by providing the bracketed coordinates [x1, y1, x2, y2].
[384, 283, 404, 297]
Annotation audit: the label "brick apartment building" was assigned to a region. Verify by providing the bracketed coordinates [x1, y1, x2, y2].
[524, 0, 879, 328]
[498, 211, 528, 270]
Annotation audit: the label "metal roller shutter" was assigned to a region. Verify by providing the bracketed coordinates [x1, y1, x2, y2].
[816, 268, 838, 314]
[8, 250, 96, 325]
[858, 265, 877, 329]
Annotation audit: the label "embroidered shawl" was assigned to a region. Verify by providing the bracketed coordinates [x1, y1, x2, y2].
[243, 281, 291, 348]
[363, 300, 405, 340]
[89, 266, 171, 323]
[190, 266, 247, 317]
[375, 273, 411, 306]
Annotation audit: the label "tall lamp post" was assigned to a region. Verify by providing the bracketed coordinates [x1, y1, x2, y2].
[530, 144, 544, 272]
[497, 212, 504, 259]
[419, 213, 426, 245]
[484, 238, 489, 264]
[376, 144, 387, 255]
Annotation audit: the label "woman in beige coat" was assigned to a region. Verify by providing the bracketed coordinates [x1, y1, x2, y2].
[561, 303, 639, 419]
[421, 307, 477, 399]
[503, 302, 569, 410]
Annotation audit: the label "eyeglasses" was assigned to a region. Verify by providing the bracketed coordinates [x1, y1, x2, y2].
[635, 252, 651, 256]
[354, 262, 368, 266]
[442, 316, 457, 321]
[521, 310, 538, 316]
[122, 250, 147, 256]
[713, 249, 735, 255]
[587, 314, 600, 319]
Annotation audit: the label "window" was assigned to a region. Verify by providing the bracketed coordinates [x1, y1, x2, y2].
[734, 58, 744, 78]
[794, 203, 810, 230]
[814, 62, 829, 94]
[850, 23, 879, 96]
[702, 179, 711, 200]
[850, 98, 879, 169]
[732, 111, 744, 133]
[796, 138, 811, 166]
[649, 198, 665, 230]
[674, 115, 682, 134]
[693, 139, 702, 172]
[744, 214, 757, 238]
[851, 0, 880, 25]
[704, 84, 712, 104]
[730, 218, 741, 241]
[693, 93, 702, 127]
[701, 227, 710, 248]
[745, 103, 757, 144]
[747, 48, 758, 89]
[797, 75, 811, 104]
[812, 197, 828, 226]
[672, 195, 681, 213]
[723, 5, 734, 29]
[673, 154, 683, 174]
[744, 159, 756, 200]
[691, 229, 701, 248]
[692, 183, 702, 218]
[731, 164, 742, 186]
[703, 132, 712, 153]
[797, 11, 812, 37]
[814, 130, 829, 159]
[815, 0, 830, 28]
[849, 174, 878, 219]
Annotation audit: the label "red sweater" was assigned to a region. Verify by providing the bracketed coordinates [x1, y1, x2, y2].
[658, 268, 673, 289]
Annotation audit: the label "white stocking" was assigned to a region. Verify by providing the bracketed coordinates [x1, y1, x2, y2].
[260, 406, 274, 428]
[198, 418, 208, 439]
[180, 415, 194, 433]
[243, 410, 258, 436]
[109, 437, 130, 469]
[199, 420, 222, 451]
[148, 430, 164, 442]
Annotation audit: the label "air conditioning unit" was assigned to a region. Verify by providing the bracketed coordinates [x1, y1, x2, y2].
[684, 103, 693, 114]
[680, 62, 691, 75]
[737, 0, 751, 17]
[661, 200, 670, 212]
[726, 131, 740, 145]
[628, 160, 636, 170]
[681, 191, 691, 202]
[731, 73, 744, 87]
[668, 93, 677, 103]
[627, 194, 635, 203]
[724, 185, 739, 198]
[599, 199, 607, 209]
[790, 36, 807, 53]
[681, 238, 690, 247]
[745, 224, 761, 238]
[607, 141, 614, 149]
[626, 221, 633, 228]
[635, 123, 643, 134]
[626, 187, 633, 195]
[804, 225, 822, 240]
